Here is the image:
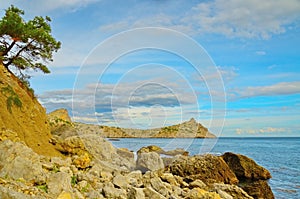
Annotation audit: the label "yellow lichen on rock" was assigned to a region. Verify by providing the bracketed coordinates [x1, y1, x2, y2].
[56, 191, 73, 199]
[73, 152, 91, 169]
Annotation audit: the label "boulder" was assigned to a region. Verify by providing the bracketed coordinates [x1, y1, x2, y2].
[136, 152, 164, 173]
[80, 134, 135, 171]
[59, 135, 135, 171]
[221, 152, 274, 199]
[166, 154, 238, 185]
[59, 136, 87, 155]
[0, 140, 45, 183]
[222, 152, 272, 181]
[47, 172, 72, 197]
[239, 180, 274, 199]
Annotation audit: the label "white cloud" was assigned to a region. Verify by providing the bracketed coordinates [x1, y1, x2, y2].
[1, 0, 101, 15]
[236, 127, 288, 135]
[236, 81, 300, 98]
[99, 0, 300, 39]
[256, 51, 266, 56]
[186, 0, 300, 39]
[39, 78, 201, 127]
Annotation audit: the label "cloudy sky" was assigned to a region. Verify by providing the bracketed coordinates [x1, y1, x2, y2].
[1, 0, 300, 137]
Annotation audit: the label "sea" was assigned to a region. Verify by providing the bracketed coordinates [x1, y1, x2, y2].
[110, 137, 300, 199]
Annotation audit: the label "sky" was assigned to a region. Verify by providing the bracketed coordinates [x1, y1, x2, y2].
[1, 0, 300, 137]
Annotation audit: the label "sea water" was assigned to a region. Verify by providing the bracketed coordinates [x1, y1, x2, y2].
[110, 137, 300, 199]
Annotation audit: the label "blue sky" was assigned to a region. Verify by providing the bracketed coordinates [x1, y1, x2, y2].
[1, 0, 300, 137]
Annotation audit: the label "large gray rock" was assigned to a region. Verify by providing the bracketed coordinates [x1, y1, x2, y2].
[136, 152, 164, 173]
[80, 135, 135, 171]
[0, 140, 45, 183]
[47, 172, 72, 197]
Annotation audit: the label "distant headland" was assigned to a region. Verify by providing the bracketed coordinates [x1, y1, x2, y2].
[48, 109, 216, 139]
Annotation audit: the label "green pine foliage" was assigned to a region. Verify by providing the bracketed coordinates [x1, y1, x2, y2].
[0, 5, 61, 85]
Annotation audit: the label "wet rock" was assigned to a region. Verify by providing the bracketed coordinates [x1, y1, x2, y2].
[222, 152, 272, 181]
[222, 152, 274, 199]
[167, 154, 238, 185]
[240, 180, 274, 199]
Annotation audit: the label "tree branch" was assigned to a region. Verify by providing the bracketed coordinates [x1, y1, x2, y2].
[2, 40, 16, 56]
[4, 40, 34, 68]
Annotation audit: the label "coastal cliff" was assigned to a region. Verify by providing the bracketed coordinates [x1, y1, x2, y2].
[0, 64, 61, 156]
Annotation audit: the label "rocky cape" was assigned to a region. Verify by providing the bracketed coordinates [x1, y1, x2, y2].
[49, 114, 216, 139]
[0, 64, 274, 198]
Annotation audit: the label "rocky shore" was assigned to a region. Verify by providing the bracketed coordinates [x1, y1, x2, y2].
[0, 131, 274, 199]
